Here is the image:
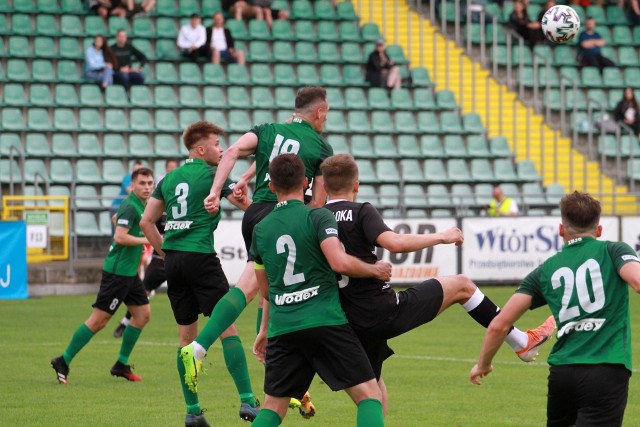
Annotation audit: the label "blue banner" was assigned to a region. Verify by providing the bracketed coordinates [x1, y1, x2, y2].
[0, 221, 28, 299]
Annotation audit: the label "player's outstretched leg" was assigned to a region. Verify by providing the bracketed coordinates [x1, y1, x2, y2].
[515, 315, 556, 362]
[177, 348, 209, 427]
[221, 332, 261, 421]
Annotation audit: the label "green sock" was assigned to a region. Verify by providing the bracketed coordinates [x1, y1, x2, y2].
[117, 325, 142, 365]
[252, 408, 282, 426]
[196, 287, 247, 350]
[62, 323, 95, 365]
[357, 399, 384, 427]
[177, 348, 201, 415]
[256, 307, 263, 335]
[222, 336, 257, 406]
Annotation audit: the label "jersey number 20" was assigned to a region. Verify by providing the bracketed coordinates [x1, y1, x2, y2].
[276, 235, 305, 286]
[551, 258, 605, 322]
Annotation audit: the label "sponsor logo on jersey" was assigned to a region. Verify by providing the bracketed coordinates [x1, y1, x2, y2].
[622, 254, 640, 262]
[557, 318, 605, 338]
[117, 219, 129, 225]
[333, 209, 353, 222]
[325, 228, 338, 235]
[276, 200, 288, 208]
[165, 220, 193, 231]
[274, 286, 320, 306]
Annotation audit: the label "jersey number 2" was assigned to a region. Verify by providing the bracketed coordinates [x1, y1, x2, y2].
[550, 258, 605, 322]
[276, 235, 305, 286]
[172, 183, 189, 219]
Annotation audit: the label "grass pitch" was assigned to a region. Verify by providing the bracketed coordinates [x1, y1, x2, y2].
[2, 287, 640, 426]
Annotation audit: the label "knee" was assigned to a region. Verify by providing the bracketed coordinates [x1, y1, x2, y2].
[132, 308, 151, 326]
[453, 274, 477, 299]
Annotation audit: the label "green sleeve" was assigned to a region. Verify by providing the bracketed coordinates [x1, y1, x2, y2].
[249, 123, 267, 137]
[221, 177, 234, 198]
[309, 208, 339, 244]
[607, 241, 640, 273]
[515, 266, 547, 309]
[249, 226, 263, 265]
[315, 140, 334, 176]
[151, 178, 165, 201]
[115, 202, 137, 230]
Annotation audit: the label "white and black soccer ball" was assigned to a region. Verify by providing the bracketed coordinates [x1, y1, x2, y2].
[541, 5, 581, 44]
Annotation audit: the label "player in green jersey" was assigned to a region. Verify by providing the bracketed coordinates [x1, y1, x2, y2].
[140, 121, 257, 427]
[470, 191, 640, 426]
[51, 168, 155, 384]
[250, 153, 391, 427]
[180, 88, 333, 416]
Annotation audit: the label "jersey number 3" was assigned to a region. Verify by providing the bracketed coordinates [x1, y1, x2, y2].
[172, 183, 189, 219]
[276, 235, 305, 286]
[551, 259, 605, 323]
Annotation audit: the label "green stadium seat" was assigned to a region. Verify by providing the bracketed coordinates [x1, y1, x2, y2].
[545, 183, 565, 205]
[395, 111, 418, 133]
[12, 14, 34, 35]
[34, 36, 58, 59]
[84, 16, 106, 36]
[292, 0, 314, 19]
[320, 64, 343, 86]
[613, 25, 633, 46]
[156, 17, 178, 39]
[603, 67, 625, 88]
[227, 19, 248, 39]
[414, 89, 436, 110]
[294, 20, 316, 41]
[559, 66, 580, 85]
[203, 86, 227, 109]
[103, 134, 128, 158]
[229, 110, 250, 132]
[618, 46, 639, 66]
[607, 5, 629, 25]
[129, 134, 154, 159]
[373, 135, 398, 158]
[128, 85, 151, 107]
[341, 42, 363, 63]
[7, 59, 30, 81]
[317, 21, 338, 42]
[178, 0, 198, 16]
[0, 133, 22, 157]
[517, 66, 534, 88]
[551, 46, 575, 67]
[75, 186, 102, 209]
[79, 108, 103, 131]
[50, 134, 75, 158]
[376, 160, 401, 183]
[344, 64, 366, 86]
[579, 66, 602, 88]
[426, 184, 450, 208]
[337, 1, 357, 20]
[57, 60, 81, 83]
[0, 159, 22, 183]
[359, 24, 380, 43]
[384, 45, 407, 65]
[60, 0, 84, 13]
[205, 110, 228, 129]
[105, 85, 129, 107]
[463, 113, 486, 134]
[295, 42, 317, 63]
[0, 15, 7, 34]
[355, 160, 376, 183]
[443, 135, 468, 157]
[598, 135, 618, 157]
[25, 134, 51, 157]
[251, 63, 274, 85]
[522, 183, 548, 208]
[156, 39, 179, 60]
[471, 159, 495, 182]
[474, 183, 493, 206]
[339, 21, 361, 42]
[52, 84, 77, 107]
[489, 136, 513, 157]
[23, 159, 49, 183]
[28, 108, 52, 131]
[625, 68, 640, 88]
[9, 36, 30, 58]
[275, 87, 295, 109]
[447, 159, 471, 182]
[327, 135, 349, 154]
[203, 63, 227, 85]
[75, 212, 102, 237]
[351, 135, 374, 158]
[272, 20, 293, 40]
[620, 133, 640, 156]
[390, 89, 413, 110]
[78, 133, 103, 157]
[411, 67, 433, 87]
[451, 183, 474, 208]
[154, 85, 178, 107]
[379, 184, 401, 208]
[249, 19, 271, 40]
[628, 159, 640, 180]
[436, 90, 458, 110]
[518, 160, 542, 181]
[228, 86, 251, 108]
[251, 87, 275, 109]
[155, 134, 180, 157]
[325, 111, 347, 133]
[440, 112, 463, 134]
[105, 109, 128, 132]
[397, 135, 421, 158]
[155, 62, 178, 84]
[59, 37, 82, 59]
[102, 159, 126, 184]
[417, 112, 439, 133]
[345, 87, 367, 109]
[467, 135, 491, 158]
[60, 15, 82, 36]
[275, 41, 297, 62]
[2, 108, 27, 131]
[156, 0, 178, 16]
[228, 64, 250, 85]
[368, 87, 390, 109]
[348, 110, 371, 133]
[512, 45, 533, 66]
[298, 64, 319, 85]
[49, 159, 72, 184]
[179, 63, 202, 84]
[37, 0, 61, 13]
[132, 17, 155, 38]
[28, 84, 52, 107]
[4, 84, 27, 106]
[179, 86, 202, 108]
[634, 27, 640, 46]
[76, 159, 101, 184]
[493, 159, 518, 181]
[153, 110, 178, 132]
[316, 0, 337, 19]
[274, 64, 296, 85]
[424, 159, 447, 182]
[404, 184, 428, 208]
[250, 40, 272, 62]
[253, 109, 274, 125]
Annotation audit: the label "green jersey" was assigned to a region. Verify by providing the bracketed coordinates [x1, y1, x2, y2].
[250, 200, 347, 338]
[517, 237, 639, 371]
[251, 119, 333, 203]
[103, 192, 146, 277]
[152, 158, 233, 254]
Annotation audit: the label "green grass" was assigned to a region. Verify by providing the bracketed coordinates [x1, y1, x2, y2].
[2, 287, 640, 426]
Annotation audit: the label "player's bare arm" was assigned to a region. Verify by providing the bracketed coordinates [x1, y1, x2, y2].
[470, 293, 533, 385]
[233, 161, 256, 201]
[308, 174, 328, 208]
[376, 226, 464, 253]
[205, 132, 259, 214]
[320, 237, 392, 281]
[140, 197, 166, 257]
[114, 225, 148, 247]
[226, 192, 252, 212]
[619, 261, 640, 292]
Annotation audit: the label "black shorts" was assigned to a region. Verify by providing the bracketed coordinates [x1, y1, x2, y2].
[92, 271, 149, 315]
[355, 279, 444, 379]
[264, 325, 375, 399]
[241, 202, 277, 260]
[143, 256, 166, 292]
[547, 364, 630, 427]
[164, 250, 230, 325]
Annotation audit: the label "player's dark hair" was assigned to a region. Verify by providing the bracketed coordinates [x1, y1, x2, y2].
[560, 191, 601, 234]
[320, 154, 358, 194]
[182, 121, 224, 150]
[131, 167, 153, 182]
[294, 87, 327, 111]
[269, 154, 305, 192]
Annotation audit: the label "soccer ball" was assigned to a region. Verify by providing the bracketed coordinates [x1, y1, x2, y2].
[541, 5, 581, 44]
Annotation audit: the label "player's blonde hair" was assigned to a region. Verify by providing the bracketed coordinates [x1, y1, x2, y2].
[320, 154, 359, 195]
[182, 121, 224, 150]
[560, 191, 601, 234]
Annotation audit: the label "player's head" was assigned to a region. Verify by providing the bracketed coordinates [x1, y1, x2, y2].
[585, 16, 595, 31]
[182, 120, 224, 166]
[130, 167, 154, 201]
[268, 154, 307, 196]
[213, 11, 224, 26]
[320, 154, 359, 197]
[165, 159, 179, 174]
[294, 86, 329, 133]
[559, 191, 602, 238]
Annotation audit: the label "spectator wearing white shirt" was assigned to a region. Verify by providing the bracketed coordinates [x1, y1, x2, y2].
[205, 12, 246, 65]
[177, 13, 208, 62]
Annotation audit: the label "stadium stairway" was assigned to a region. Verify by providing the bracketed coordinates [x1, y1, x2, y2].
[353, 0, 637, 214]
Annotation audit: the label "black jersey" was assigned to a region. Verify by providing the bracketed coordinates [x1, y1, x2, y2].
[324, 200, 397, 330]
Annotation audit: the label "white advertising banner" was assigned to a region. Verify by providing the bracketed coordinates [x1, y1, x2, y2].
[215, 218, 459, 285]
[462, 216, 620, 281]
[621, 217, 640, 253]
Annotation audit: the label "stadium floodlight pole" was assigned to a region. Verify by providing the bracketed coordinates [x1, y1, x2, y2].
[394, 0, 399, 45]
[368, 0, 372, 23]
[479, 11, 485, 67]
[454, 0, 460, 45]
[499, 72, 503, 136]
[492, 15, 498, 76]
[539, 120, 545, 184]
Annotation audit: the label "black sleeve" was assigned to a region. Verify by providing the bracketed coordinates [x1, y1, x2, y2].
[129, 43, 148, 67]
[359, 203, 392, 246]
[225, 28, 236, 50]
[205, 27, 212, 49]
[614, 101, 626, 122]
[367, 51, 383, 72]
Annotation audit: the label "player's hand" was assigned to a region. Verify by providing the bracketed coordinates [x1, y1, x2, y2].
[233, 179, 249, 200]
[253, 331, 267, 365]
[441, 226, 464, 246]
[469, 363, 493, 385]
[204, 192, 220, 214]
[373, 260, 392, 282]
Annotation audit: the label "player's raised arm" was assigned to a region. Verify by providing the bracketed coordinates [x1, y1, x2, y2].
[205, 132, 259, 214]
[320, 237, 392, 281]
[308, 174, 328, 208]
[376, 226, 464, 253]
[140, 197, 166, 257]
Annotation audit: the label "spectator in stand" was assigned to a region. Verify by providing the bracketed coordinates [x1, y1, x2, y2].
[365, 39, 402, 90]
[577, 17, 615, 73]
[614, 88, 640, 136]
[222, 0, 254, 21]
[124, 0, 156, 17]
[111, 29, 147, 89]
[509, 0, 544, 48]
[487, 185, 519, 217]
[85, 35, 116, 89]
[177, 13, 208, 62]
[205, 12, 246, 65]
[249, 0, 275, 28]
[89, 0, 127, 19]
[620, 0, 640, 25]
[537, 0, 555, 25]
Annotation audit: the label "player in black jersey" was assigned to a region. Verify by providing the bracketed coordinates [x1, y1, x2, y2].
[320, 154, 556, 414]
